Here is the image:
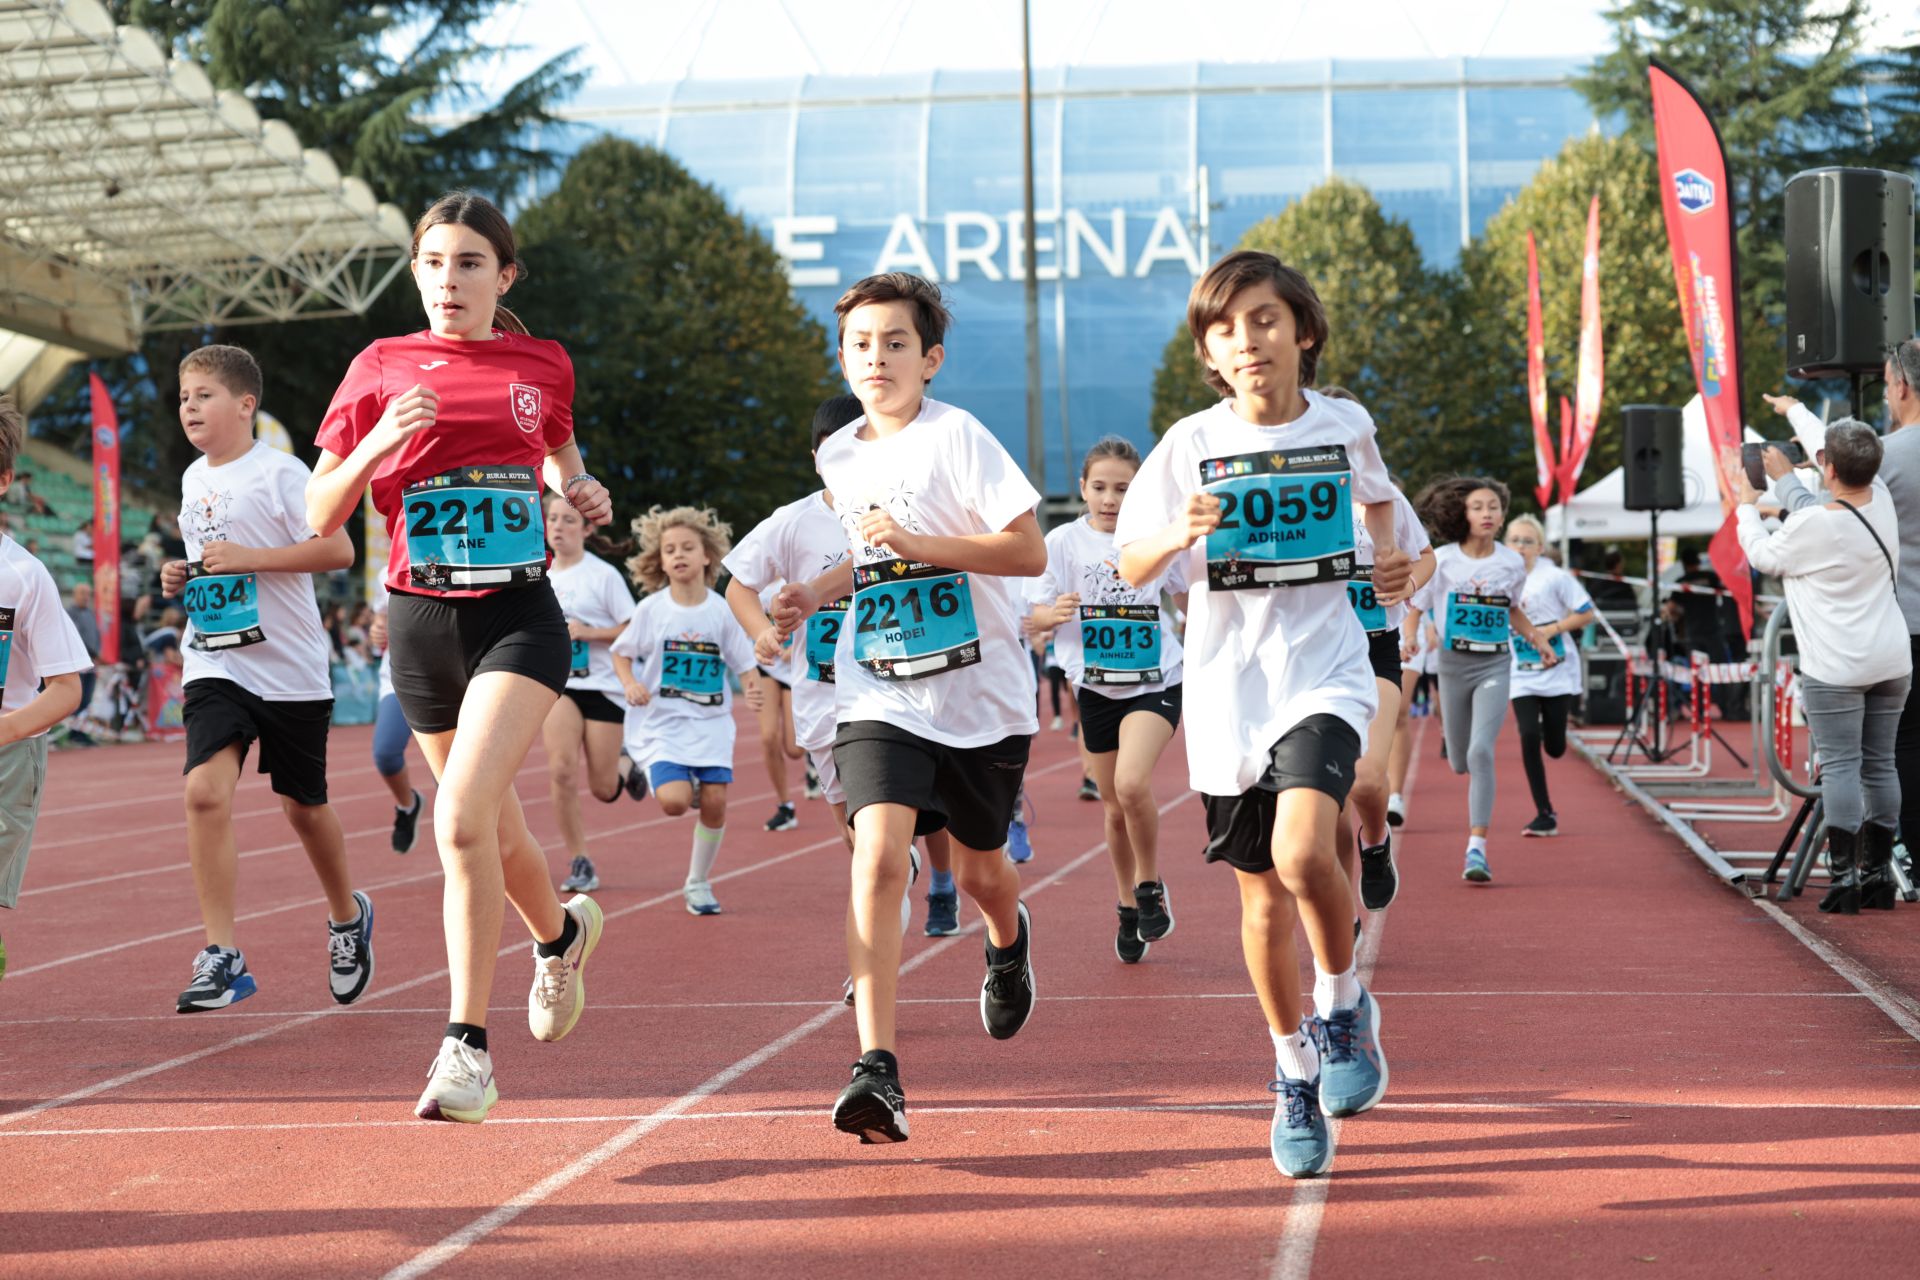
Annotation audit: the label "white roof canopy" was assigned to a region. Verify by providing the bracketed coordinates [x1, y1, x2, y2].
[0, 0, 411, 401]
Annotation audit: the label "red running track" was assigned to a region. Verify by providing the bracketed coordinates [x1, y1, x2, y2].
[2, 708, 1917, 1277]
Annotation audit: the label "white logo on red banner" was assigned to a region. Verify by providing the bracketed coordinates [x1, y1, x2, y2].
[510, 383, 542, 434]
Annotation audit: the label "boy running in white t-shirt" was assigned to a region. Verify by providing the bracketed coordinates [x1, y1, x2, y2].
[773, 273, 1046, 1145]
[610, 505, 760, 915]
[1115, 252, 1411, 1179]
[0, 396, 95, 980]
[159, 346, 370, 1013]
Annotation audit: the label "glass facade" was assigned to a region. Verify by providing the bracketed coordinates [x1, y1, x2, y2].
[560, 58, 1598, 494]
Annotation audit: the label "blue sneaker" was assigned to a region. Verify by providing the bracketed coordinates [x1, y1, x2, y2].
[924, 889, 960, 936]
[1314, 989, 1388, 1118]
[1269, 1071, 1332, 1178]
[1006, 816, 1033, 864]
[1463, 846, 1491, 882]
[176, 946, 258, 1013]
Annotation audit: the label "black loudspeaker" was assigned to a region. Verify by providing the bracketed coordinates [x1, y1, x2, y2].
[1784, 167, 1916, 378]
[1622, 404, 1684, 512]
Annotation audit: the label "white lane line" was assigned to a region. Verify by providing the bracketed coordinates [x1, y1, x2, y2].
[0, 834, 846, 1128]
[16, 1096, 1920, 1140]
[382, 787, 1189, 1280]
[1272, 714, 1423, 1280]
[26, 783, 399, 853]
[1753, 899, 1920, 1043]
[0, 988, 1865, 1027]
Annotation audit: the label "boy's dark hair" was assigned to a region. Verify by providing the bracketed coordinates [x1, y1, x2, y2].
[1187, 250, 1329, 396]
[833, 272, 951, 353]
[179, 344, 263, 406]
[0, 394, 21, 479]
[811, 394, 864, 452]
[1414, 475, 1511, 545]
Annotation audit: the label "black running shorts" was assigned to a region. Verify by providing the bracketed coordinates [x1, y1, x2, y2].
[564, 688, 624, 725]
[1202, 713, 1362, 874]
[1367, 629, 1403, 685]
[387, 580, 570, 733]
[183, 678, 332, 806]
[833, 721, 1030, 853]
[1076, 683, 1182, 755]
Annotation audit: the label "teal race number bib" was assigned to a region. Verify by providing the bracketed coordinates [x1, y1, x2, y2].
[1512, 630, 1566, 671]
[0, 607, 13, 687]
[852, 559, 981, 681]
[1346, 567, 1388, 634]
[1079, 604, 1162, 686]
[1445, 592, 1511, 654]
[183, 562, 265, 651]
[403, 465, 544, 591]
[805, 596, 851, 683]
[1199, 447, 1356, 590]
[660, 639, 725, 705]
[568, 637, 590, 680]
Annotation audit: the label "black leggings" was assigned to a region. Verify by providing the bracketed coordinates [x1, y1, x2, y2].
[1048, 666, 1069, 716]
[1512, 694, 1572, 817]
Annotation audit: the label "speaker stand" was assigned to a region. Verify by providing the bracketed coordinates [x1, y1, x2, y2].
[1850, 369, 1866, 423]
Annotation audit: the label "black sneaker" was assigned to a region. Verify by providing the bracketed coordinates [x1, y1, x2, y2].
[620, 755, 649, 802]
[177, 945, 257, 1013]
[981, 902, 1036, 1040]
[1134, 880, 1174, 941]
[327, 889, 375, 1005]
[833, 1050, 908, 1143]
[1078, 776, 1100, 802]
[1115, 906, 1148, 964]
[765, 802, 798, 832]
[1359, 833, 1399, 910]
[391, 789, 423, 854]
[804, 767, 822, 800]
[1522, 813, 1558, 838]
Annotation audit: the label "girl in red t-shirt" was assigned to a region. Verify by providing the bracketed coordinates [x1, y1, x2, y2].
[308, 192, 613, 1124]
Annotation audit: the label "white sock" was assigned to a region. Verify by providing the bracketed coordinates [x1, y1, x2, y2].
[1468, 834, 1488, 854]
[329, 905, 361, 928]
[1314, 962, 1362, 1018]
[1272, 1025, 1320, 1082]
[688, 823, 724, 885]
[1387, 792, 1404, 812]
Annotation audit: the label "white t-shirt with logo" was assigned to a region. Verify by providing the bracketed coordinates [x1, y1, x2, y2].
[549, 552, 635, 703]
[610, 587, 757, 771]
[723, 491, 849, 753]
[1511, 559, 1593, 698]
[1410, 542, 1531, 661]
[0, 536, 93, 727]
[1030, 514, 1186, 697]
[1351, 486, 1433, 636]
[177, 442, 333, 702]
[1114, 392, 1396, 796]
[814, 397, 1042, 750]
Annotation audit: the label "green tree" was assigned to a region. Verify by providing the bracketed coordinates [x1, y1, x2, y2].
[38, 2, 582, 494]
[1146, 178, 1460, 482]
[1456, 132, 1695, 511]
[1575, 0, 1876, 414]
[512, 137, 840, 539]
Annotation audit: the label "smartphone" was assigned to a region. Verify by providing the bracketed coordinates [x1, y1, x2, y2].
[1742, 440, 1810, 489]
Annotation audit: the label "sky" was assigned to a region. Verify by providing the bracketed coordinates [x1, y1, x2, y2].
[468, 0, 1918, 97]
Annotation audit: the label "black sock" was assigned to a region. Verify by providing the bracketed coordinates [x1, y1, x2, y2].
[859, 1048, 899, 1077]
[446, 1022, 488, 1052]
[985, 915, 1027, 966]
[535, 910, 579, 958]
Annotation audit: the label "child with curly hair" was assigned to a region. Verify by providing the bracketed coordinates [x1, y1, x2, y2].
[611, 505, 760, 915]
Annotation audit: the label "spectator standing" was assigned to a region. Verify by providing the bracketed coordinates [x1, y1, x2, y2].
[66, 582, 101, 727]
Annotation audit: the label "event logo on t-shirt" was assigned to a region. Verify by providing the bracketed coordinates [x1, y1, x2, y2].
[510, 383, 542, 434]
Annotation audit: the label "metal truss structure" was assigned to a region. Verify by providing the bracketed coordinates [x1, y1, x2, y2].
[0, 0, 411, 403]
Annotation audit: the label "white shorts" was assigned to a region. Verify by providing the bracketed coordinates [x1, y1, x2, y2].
[807, 741, 846, 806]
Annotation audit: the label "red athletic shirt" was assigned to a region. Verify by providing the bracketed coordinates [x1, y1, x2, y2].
[317, 330, 576, 596]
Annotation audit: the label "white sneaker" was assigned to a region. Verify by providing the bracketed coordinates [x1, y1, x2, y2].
[415, 1036, 498, 1123]
[684, 880, 722, 916]
[1049, 715, 1063, 731]
[528, 894, 603, 1042]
